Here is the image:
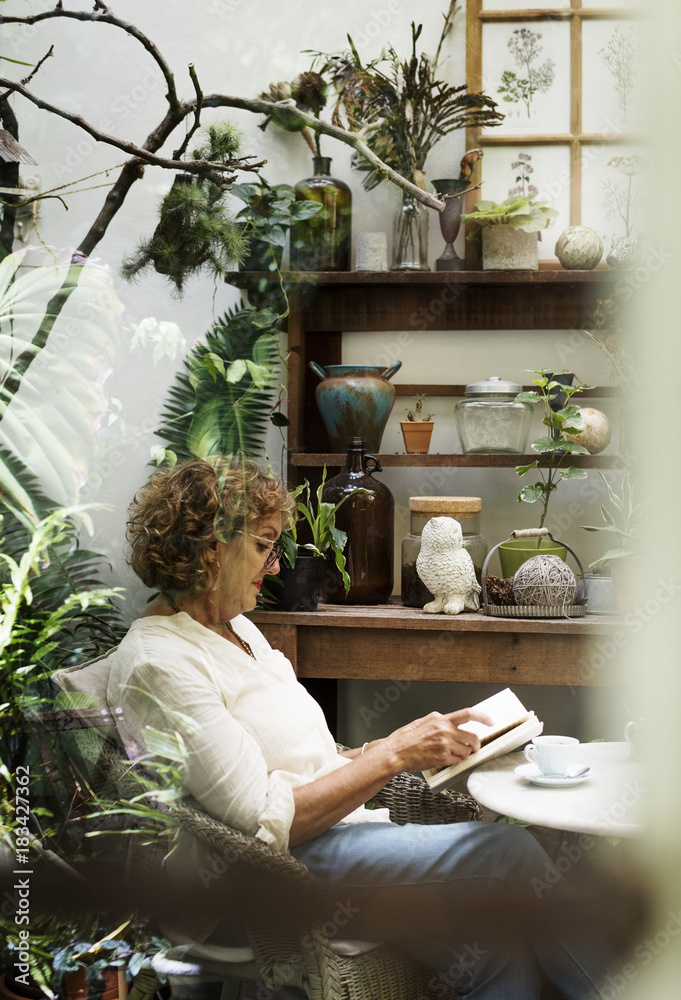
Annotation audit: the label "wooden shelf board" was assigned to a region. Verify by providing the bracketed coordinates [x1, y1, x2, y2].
[290, 452, 623, 469]
[225, 269, 615, 287]
[249, 601, 618, 635]
[393, 384, 618, 398]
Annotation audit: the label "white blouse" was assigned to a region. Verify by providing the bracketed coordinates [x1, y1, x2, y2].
[106, 612, 389, 853]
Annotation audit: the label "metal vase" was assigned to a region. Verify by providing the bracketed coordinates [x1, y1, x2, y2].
[431, 178, 468, 271]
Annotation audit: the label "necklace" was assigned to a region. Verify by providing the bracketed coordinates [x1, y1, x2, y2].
[162, 593, 256, 660]
[223, 620, 256, 660]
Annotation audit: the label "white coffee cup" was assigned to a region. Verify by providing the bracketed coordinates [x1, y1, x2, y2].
[524, 735, 579, 776]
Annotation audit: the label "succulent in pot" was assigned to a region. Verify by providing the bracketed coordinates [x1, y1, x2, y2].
[401, 394, 434, 454]
[462, 196, 558, 270]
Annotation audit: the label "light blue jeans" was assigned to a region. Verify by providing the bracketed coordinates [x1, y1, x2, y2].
[292, 821, 612, 1000]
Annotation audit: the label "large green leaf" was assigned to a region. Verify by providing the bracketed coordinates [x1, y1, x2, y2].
[558, 467, 588, 480]
[0, 251, 123, 514]
[156, 300, 281, 461]
[518, 484, 544, 503]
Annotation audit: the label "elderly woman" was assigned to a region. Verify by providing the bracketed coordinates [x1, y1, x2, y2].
[113, 457, 611, 1000]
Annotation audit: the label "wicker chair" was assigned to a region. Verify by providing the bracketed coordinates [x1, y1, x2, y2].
[160, 772, 481, 1000]
[51, 655, 482, 1000]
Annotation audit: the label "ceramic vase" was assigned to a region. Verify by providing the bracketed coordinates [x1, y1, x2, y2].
[401, 421, 434, 454]
[497, 538, 567, 578]
[274, 550, 324, 612]
[309, 361, 402, 452]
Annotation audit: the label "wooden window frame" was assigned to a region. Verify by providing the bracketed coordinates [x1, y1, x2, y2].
[464, 0, 646, 268]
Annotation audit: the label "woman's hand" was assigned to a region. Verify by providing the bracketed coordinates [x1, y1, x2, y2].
[380, 708, 494, 773]
[290, 707, 493, 847]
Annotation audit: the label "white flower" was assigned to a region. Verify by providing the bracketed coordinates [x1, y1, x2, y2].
[131, 316, 186, 363]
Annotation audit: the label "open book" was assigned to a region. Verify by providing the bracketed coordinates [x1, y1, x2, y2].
[422, 687, 543, 791]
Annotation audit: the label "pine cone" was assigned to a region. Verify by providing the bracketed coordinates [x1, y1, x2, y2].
[485, 575, 515, 606]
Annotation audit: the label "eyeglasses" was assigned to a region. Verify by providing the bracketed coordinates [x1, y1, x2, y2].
[240, 531, 285, 571]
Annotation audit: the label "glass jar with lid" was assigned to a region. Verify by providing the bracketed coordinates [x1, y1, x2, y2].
[401, 497, 488, 608]
[454, 375, 532, 454]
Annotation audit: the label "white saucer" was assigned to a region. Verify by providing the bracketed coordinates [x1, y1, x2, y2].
[515, 763, 595, 788]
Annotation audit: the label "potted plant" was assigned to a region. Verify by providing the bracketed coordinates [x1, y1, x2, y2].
[230, 176, 322, 272]
[498, 370, 589, 577]
[312, 12, 503, 270]
[461, 196, 558, 270]
[262, 469, 361, 612]
[400, 394, 434, 454]
[581, 471, 646, 613]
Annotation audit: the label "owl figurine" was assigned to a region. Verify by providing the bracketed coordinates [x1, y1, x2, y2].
[416, 516, 481, 615]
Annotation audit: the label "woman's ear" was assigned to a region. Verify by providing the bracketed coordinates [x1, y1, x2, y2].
[205, 540, 219, 563]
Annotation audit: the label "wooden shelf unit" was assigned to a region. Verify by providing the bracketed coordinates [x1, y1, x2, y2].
[226, 269, 619, 484]
[248, 602, 620, 688]
[225, 269, 622, 724]
[290, 452, 621, 469]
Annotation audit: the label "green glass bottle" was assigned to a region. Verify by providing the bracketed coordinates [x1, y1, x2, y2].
[290, 157, 352, 271]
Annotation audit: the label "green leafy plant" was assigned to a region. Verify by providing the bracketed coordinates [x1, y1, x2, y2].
[514, 370, 589, 530]
[315, 5, 503, 188]
[462, 195, 558, 237]
[404, 394, 433, 421]
[0, 505, 125, 774]
[274, 469, 366, 595]
[0, 250, 124, 525]
[155, 301, 283, 464]
[231, 176, 321, 268]
[581, 471, 646, 570]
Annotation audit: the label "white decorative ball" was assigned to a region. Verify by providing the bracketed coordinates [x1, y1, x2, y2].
[563, 407, 612, 455]
[513, 555, 577, 607]
[555, 227, 603, 270]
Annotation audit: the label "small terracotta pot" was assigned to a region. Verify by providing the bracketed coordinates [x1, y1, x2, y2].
[401, 421, 434, 454]
[61, 969, 119, 1000]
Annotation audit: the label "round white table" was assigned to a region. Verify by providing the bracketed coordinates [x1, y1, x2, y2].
[467, 741, 647, 837]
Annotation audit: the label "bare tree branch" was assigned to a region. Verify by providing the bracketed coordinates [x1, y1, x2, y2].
[1, 4, 182, 115]
[1, 5, 451, 260]
[20, 45, 54, 88]
[202, 95, 446, 212]
[0, 76, 261, 180]
[173, 64, 203, 161]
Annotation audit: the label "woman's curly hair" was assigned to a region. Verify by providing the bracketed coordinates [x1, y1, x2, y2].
[126, 457, 296, 595]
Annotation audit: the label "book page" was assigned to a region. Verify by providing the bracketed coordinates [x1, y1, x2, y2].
[422, 688, 543, 791]
[424, 714, 544, 790]
[459, 687, 530, 744]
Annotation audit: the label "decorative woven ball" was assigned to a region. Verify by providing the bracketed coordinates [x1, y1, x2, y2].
[563, 406, 612, 455]
[555, 226, 603, 270]
[512, 555, 577, 607]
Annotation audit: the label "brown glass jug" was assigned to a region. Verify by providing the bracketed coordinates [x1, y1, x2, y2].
[322, 437, 394, 604]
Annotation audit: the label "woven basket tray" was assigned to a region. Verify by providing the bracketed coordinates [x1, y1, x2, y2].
[481, 529, 587, 619]
[482, 601, 587, 619]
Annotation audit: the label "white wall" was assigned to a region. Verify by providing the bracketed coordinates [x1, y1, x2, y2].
[7, 5, 681, 992]
[2, 0, 624, 744]
[2, 0, 619, 602]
